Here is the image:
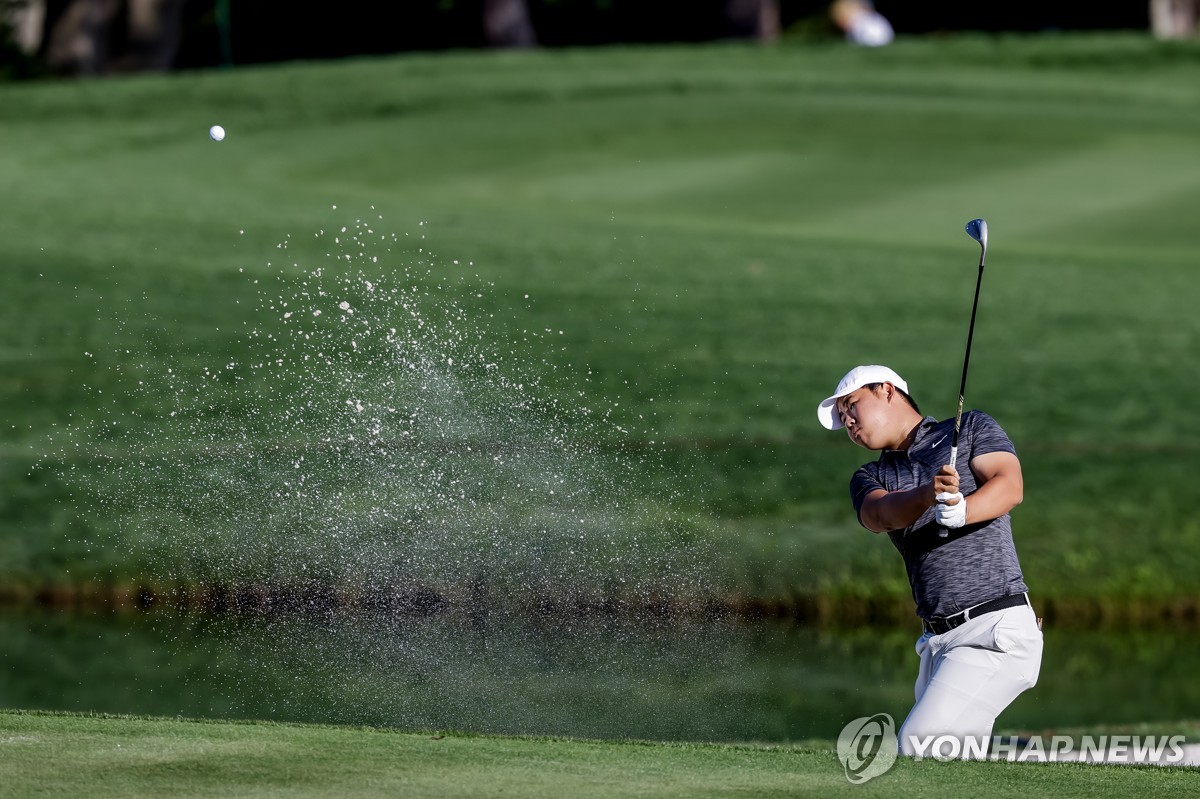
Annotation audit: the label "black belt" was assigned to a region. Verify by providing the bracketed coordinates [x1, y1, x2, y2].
[923, 593, 1030, 636]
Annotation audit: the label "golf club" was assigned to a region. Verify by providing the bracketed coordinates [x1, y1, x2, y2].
[940, 218, 988, 536]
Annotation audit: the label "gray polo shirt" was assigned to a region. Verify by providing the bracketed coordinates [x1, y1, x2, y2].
[850, 411, 1028, 620]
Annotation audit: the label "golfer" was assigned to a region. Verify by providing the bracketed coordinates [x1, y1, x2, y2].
[818, 364, 1043, 756]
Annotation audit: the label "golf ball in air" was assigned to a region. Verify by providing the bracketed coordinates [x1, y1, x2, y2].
[209, 125, 225, 142]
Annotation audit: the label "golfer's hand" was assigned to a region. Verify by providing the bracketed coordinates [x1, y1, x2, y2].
[935, 493, 967, 528]
[933, 465, 966, 528]
[933, 465, 960, 500]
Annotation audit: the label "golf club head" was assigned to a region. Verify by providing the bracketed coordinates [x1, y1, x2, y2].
[965, 218, 988, 252]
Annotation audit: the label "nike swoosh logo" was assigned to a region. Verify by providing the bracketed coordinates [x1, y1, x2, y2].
[931, 435, 947, 448]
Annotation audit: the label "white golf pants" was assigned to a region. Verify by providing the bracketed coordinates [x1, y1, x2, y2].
[898, 602, 1043, 756]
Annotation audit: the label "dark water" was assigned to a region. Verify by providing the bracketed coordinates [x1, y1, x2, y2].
[3, 610, 1198, 742]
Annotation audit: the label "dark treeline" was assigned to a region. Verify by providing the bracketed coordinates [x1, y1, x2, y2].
[1, 0, 1158, 79]
[179, 0, 1150, 67]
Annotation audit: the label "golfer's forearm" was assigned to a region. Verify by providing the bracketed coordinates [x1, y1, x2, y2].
[861, 487, 933, 533]
[965, 475, 1023, 524]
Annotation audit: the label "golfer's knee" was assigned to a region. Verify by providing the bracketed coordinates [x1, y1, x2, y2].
[897, 720, 934, 756]
[898, 726, 944, 757]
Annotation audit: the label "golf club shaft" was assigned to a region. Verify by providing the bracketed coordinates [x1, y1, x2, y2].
[939, 219, 988, 538]
[949, 259, 986, 471]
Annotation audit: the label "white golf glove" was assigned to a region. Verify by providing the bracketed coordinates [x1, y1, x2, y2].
[935, 492, 967, 528]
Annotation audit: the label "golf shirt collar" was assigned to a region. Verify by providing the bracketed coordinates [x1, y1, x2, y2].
[881, 416, 940, 458]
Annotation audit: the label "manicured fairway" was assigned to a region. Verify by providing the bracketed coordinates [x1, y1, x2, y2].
[1, 710, 1196, 799]
[2, 34, 1199, 606]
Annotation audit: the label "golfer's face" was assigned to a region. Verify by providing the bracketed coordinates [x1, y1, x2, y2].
[837, 386, 888, 449]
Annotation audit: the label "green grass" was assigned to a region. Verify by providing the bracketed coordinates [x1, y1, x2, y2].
[1, 710, 1195, 799]
[6, 610, 1200, 741]
[2, 33, 1200, 602]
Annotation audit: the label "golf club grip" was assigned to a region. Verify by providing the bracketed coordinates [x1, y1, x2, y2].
[950, 394, 964, 469]
[939, 402, 965, 537]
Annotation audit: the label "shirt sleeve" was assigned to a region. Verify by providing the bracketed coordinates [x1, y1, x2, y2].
[966, 410, 1017, 460]
[850, 464, 885, 528]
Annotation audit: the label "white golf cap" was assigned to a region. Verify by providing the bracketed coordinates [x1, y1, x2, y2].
[817, 365, 909, 430]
